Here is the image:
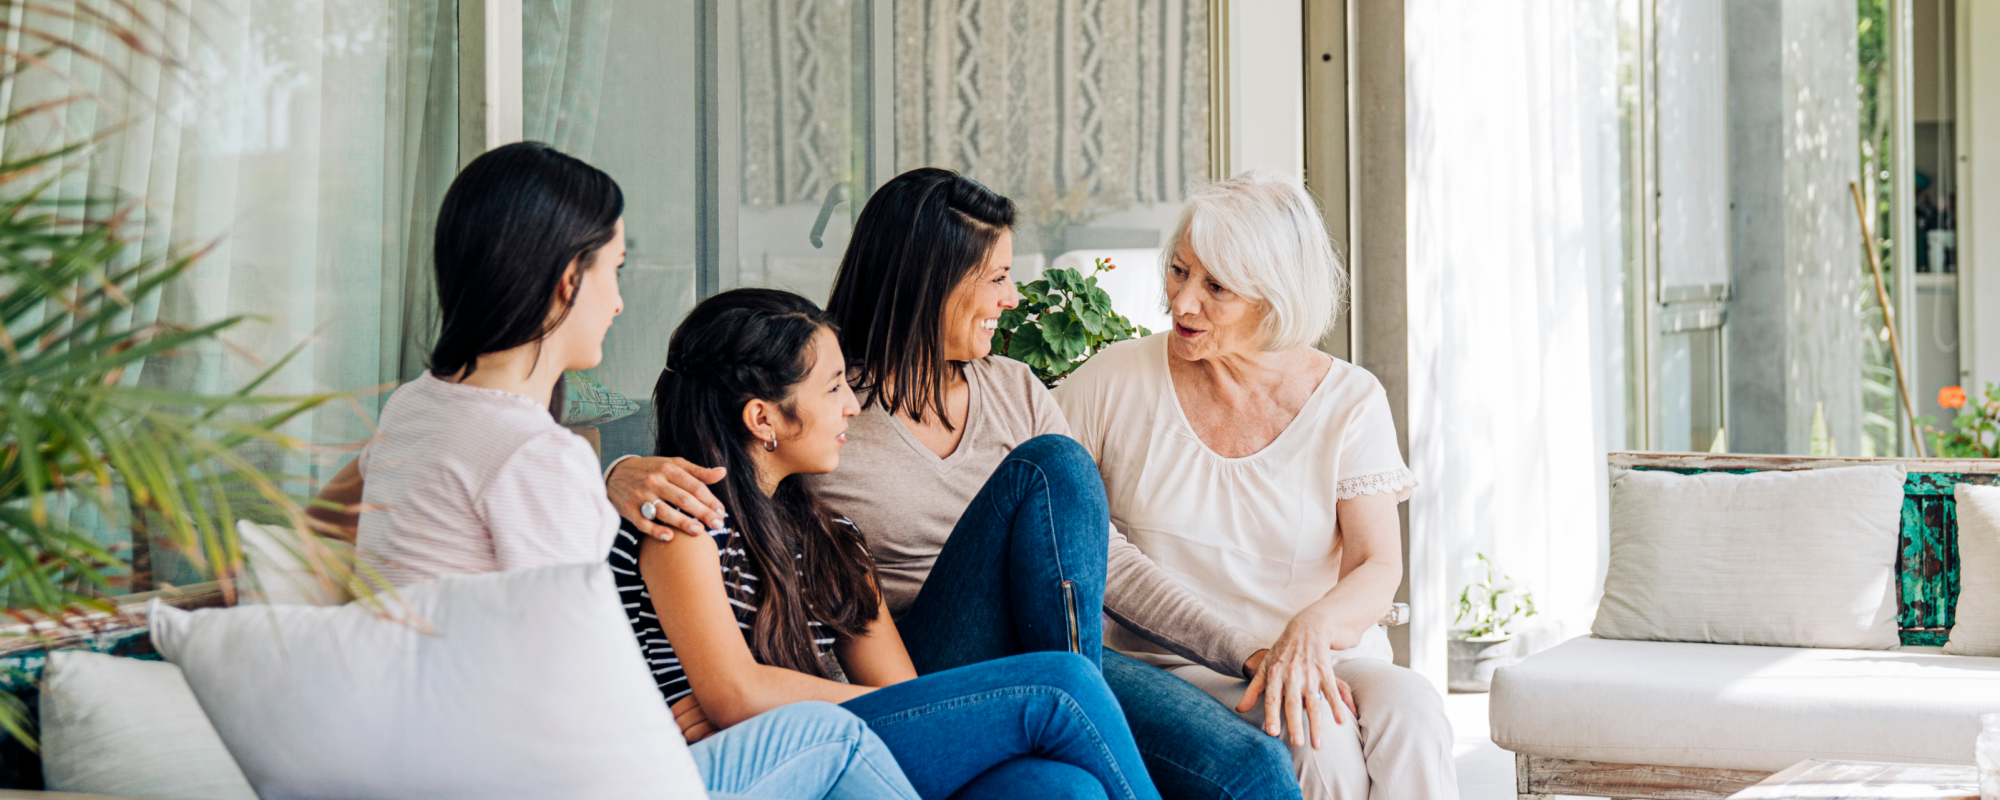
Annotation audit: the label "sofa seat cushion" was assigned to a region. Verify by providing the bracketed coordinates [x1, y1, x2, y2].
[1490, 636, 2000, 772]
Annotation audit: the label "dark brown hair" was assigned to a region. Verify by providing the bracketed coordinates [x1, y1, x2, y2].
[429, 142, 623, 380]
[652, 288, 877, 676]
[825, 168, 1015, 429]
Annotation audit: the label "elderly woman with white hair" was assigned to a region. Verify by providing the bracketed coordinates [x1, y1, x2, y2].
[1054, 172, 1457, 800]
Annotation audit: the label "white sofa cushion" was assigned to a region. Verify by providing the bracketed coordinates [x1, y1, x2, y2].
[1947, 484, 2000, 656]
[237, 519, 354, 606]
[1593, 465, 1905, 650]
[152, 562, 704, 800]
[38, 651, 256, 800]
[1490, 636, 2000, 772]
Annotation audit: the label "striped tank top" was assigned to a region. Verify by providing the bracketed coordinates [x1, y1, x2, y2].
[608, 519, 847, 704]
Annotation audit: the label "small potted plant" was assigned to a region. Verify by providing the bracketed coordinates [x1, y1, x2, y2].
[990, 257, 1151, 387]
[1450, 553, 1538, 693]
[1922, 384, 2000, 458]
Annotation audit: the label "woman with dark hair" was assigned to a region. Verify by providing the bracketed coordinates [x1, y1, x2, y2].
[338, 142, 918, 800]
[613, 287, 1164, 800]
[608, 168, 1303, 800]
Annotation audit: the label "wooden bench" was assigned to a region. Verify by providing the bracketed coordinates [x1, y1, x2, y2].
[1512, 451, 1985, 800]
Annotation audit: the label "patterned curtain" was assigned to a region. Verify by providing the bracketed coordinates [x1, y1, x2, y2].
[892, 0, 1209, 250]
[740, 0, 855, 208]
[735, 0, 1209, 253]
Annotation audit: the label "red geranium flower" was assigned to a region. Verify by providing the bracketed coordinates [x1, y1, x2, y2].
[1940, 386, 1967, 410]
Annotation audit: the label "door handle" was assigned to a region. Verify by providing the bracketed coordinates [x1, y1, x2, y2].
[809, 182, 851, 249]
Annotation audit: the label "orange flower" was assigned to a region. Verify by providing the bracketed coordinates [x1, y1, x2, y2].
[1940, 385, 1967, 409]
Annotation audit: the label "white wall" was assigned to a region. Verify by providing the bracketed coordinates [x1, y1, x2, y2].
[1967, 1, 2000, 391]
[1226, 0, 1306, 178]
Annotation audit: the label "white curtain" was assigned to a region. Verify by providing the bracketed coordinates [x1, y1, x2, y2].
[1405, 0, 1623, 665]
[2, 0, 455, 478]
[3, 0, 455, 583]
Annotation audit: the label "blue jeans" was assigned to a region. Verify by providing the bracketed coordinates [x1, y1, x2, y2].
[690, 701, 919, 800]
[842, 652, 1161, 800]
[891, 434, 1299, 800]
[1103, 651, 1304, 800]
[896, 434, 1109, 670]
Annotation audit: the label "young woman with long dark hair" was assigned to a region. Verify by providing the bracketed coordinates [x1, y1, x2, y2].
[611, 287, 1163, 800]
[336, 142, 916, 800]
[607, 169, 1303, 800]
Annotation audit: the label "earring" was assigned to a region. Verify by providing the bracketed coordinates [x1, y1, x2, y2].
[763, 437, 778, 452]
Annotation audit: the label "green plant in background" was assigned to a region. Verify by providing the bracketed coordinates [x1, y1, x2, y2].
[1453, 553, 1537, 640]
[1920, 383, 2000, 458]
[1810, 402, 1838, 457]
[990, 257, 1152, 387]
[0, 4, 344, 746]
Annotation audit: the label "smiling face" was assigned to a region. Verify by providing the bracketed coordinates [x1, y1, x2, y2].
[1164, 234, 1268, 364]
[767, 328, 861, 479]
[940, 229, 1018, 362]
[552, 217, 627, 371]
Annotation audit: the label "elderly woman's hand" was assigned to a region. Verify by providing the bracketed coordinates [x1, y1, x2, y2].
[1238, 617, 1358, 749]
[607, 456, 729, 539]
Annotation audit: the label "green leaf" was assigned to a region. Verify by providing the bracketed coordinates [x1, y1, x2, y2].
[1077, 308, 1107, 336]
[1006, 324, 1059, 371]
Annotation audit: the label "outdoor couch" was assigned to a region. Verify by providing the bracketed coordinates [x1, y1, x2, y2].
[1490, 452, 2000, 800]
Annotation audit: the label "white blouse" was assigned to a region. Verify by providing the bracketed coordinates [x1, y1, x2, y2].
[355, 373, 620, 588]
[1054, 334, 1415, 667]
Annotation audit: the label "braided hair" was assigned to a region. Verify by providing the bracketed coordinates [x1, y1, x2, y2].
[652, 288, 877, 676]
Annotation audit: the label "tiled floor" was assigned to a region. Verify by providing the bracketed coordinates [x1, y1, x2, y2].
[1445, 691, 1517, 800]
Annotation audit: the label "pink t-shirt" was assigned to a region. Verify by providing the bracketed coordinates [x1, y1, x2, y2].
[354, 372, 619, 587]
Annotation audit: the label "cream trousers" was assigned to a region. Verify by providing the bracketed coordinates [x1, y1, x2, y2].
[1169, 658, 1459, 800]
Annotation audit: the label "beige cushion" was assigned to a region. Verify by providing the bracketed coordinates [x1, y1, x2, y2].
[1490, 636, 2000, 772]
[237, 519, 354, 606]
[1947, 484, 2000, 656]
[1593, 465, 1905, 650]
[37, 651, 256, 800]
[152, 562, 704, 800]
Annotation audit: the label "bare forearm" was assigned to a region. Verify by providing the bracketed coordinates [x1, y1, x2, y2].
[701, 664, 875, 728]
[306, 458, 364, 541]
[1299, 557, 1400, 650]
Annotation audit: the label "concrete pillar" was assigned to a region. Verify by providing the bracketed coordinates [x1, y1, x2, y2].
[1724, 0, 1863, 455]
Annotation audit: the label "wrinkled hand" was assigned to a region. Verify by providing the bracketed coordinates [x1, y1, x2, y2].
[671, 694, 717, 744]
[608, 456, 728, 539]
[1238, 624, 1356, 749]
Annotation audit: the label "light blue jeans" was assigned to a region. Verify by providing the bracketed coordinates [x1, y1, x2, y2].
[690, 701, 919, 800]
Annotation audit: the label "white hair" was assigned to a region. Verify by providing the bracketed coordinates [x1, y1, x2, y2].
[1164, 170, 1346, 351]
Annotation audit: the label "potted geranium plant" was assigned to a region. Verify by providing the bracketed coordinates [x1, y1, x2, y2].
[1450, 553, 1537, 693]
[1922, 384, 2000, 458]
[990, 257, 1151, 387]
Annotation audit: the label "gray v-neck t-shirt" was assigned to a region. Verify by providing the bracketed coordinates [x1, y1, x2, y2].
[806, 355, 1262, 676]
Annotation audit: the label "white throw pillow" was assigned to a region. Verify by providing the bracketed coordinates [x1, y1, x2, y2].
[1592, 464, 1905, 650]
[38, 651, 257, 800]
[152, 562, 704, 800]
[237, 519, 354, 606]
[1946, 483, 2000, 656]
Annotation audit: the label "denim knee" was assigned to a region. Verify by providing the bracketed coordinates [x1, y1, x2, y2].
[768, 701, 868, 747]
[1011, 651, 1112, 698]
[1006, 435, 1107, 504]
[1008, 434, 1096, 474]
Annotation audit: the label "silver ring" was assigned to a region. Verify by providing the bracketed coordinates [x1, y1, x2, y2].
[640, 500, 659, 520]
[1311, 690, 1325, 700]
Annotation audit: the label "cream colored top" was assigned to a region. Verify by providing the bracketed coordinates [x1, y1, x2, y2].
[1054, 334, 1415, 666]
[356, 373, 620, 588]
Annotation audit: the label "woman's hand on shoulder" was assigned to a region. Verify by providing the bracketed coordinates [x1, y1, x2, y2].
[608, 456, 728, 539]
